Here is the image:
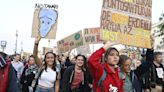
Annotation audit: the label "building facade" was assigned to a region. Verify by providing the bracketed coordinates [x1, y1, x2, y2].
[152, 20, 164, 52]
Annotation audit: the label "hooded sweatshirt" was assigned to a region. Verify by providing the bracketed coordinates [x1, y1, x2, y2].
[88, 47, 123, 92]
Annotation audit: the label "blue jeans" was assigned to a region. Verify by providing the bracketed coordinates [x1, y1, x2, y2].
[35, 86, 54, 92]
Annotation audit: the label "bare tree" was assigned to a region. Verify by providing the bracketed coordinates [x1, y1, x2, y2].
[158, 13, 164, 36]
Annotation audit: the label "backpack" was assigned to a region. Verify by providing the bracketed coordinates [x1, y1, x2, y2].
[93, 68, 107, 92]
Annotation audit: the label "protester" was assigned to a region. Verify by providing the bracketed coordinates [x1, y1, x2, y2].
[118, 48, 153, 92]
[88, 41, 123, 92]
[20, 55, 38, 92]
[144, 52, 164, 92]
[61, 54, 91, 92]
[58, 54, 67, 91]
[11, 53, 24, 80]
[141, 53, 146, 63]
[0, 52, 19, 92]
[32, 35, 59, 92]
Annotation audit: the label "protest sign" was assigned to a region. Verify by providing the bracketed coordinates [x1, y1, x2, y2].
[32, 3, 58, 39]
[100, 0, 152, 48]
[57, 31, 83, 53]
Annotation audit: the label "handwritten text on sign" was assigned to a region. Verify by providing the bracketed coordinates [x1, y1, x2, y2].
[101, 29, 151, 48]
[83, 28, 102, 44]
[57, 31, 83, 53]
[100, 0, 152, 48]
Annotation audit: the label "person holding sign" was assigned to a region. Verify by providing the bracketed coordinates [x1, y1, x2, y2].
[118, 48, 153, 92]
[88, 41, 123, 92]
[32, 35, 59, 92]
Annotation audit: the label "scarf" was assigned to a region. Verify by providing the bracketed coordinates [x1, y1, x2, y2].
[25, 64, 38, 76]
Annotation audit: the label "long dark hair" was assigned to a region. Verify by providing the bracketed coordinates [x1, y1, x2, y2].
[75, 54, 87, 71]
[28, 55, 34, 63]
[0, 52, 7, 60]
[43, 52, 56, 71]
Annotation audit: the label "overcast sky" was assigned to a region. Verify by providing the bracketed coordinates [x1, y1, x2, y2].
[0, 0, 163, 55]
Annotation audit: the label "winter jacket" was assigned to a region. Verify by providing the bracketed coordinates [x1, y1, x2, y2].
[88, 47, 123, 92]
[20, 64, 37, 92]
[0, 60, 19, 92]
[119, 49, 153, 92]
[61, 65, 90, 92]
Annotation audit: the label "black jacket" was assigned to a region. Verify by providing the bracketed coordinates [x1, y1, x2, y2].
[61, 65, 91, 92]
[129, 49, 154, 92]
[20, 65, 36, 92]
[7, 63, 19, 92]
[143, 62, 164, 89]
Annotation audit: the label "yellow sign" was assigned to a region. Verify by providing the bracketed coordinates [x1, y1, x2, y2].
[100, 0, 152, 48]
[112, 13, 129, 25]
[100, 29, 151, 48]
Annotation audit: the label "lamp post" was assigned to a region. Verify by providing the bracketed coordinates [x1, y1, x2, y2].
[1, 40, 7, 52]
[15, 30, 18, 54]
[48, 40, 51, 47]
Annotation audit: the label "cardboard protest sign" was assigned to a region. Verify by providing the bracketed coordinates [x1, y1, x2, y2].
[100, 0, 152, 48]
[76, 45, 91, 55]
[42, 47, 53, 55]
[21, 52, 32, 60]
[31, 3, 58, 39]
[57, 31, 83, 53]
[83, 28, 102, 44]
[53, 46, 59, 54]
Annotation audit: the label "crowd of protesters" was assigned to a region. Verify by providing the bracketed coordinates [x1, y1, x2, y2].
[1, 36, 164, 92]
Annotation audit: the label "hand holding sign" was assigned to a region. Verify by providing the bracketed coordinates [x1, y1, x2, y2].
[103, 40, 120, 51]
[35, 34, 41, 44]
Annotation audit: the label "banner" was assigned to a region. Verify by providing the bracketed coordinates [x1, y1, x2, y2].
[42, 47, 53, 55]
[53, 46, 58, 54]
[57, 31, 83, 53]
[31, 3, 58, 39]
[76, 45, 91, 55]
[83, 28, 102, 44]
[100, 0, 152, 48]
[21, 52, 32, 60]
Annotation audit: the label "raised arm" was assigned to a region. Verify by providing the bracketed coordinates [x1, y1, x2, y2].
[33, 35, 43, 68]
[134, 49, 154, 77]
[88, 41, 119, 77]
[134, 35, 154, 77]
[88, 47, 105, 77]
